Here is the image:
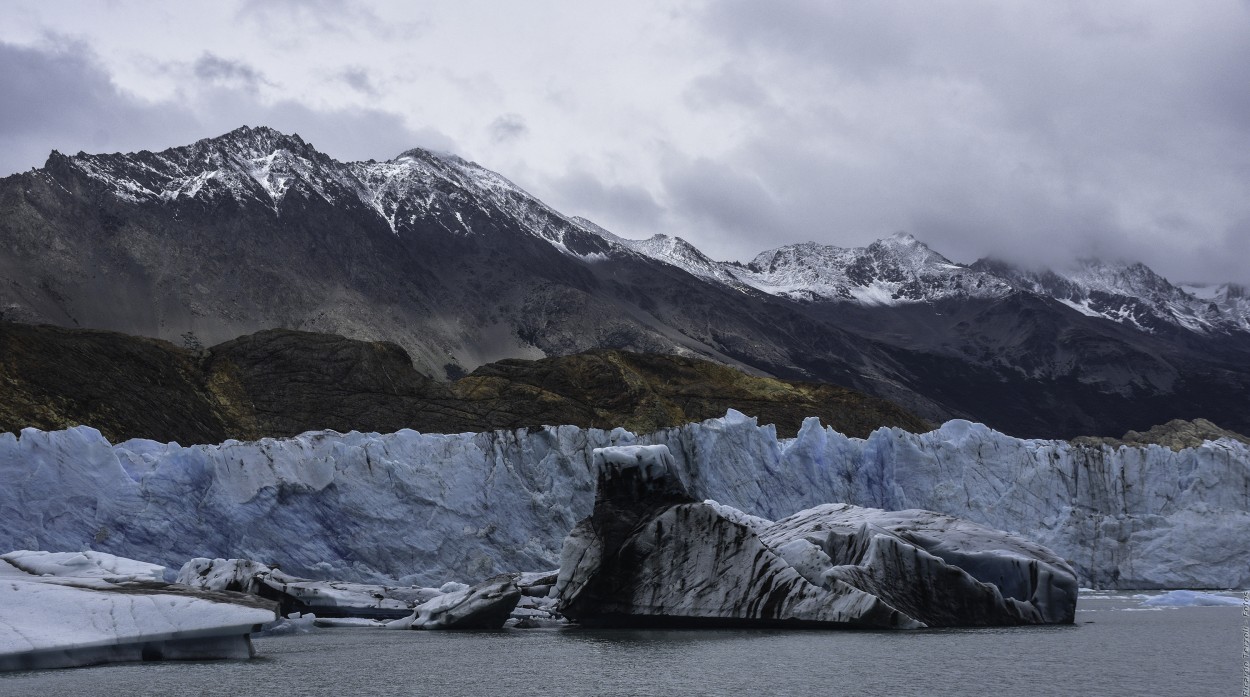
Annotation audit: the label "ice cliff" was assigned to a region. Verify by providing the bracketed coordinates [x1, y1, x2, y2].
[0, 412, 1246, 589]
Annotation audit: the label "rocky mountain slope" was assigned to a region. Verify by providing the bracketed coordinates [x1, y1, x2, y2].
[627, 229, 1250, 336]
[2, 126, 1248, 438]
[0, 322, 927, 444]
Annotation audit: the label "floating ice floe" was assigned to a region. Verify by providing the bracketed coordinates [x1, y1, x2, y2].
[1137, 590, 1243, 607]
[177, 557, 558, 630]
[178, 558, 440, 620]
[386, 576, 521, 630]
[0, 551, 276, 672]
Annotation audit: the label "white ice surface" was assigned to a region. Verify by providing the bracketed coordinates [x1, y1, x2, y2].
[0, 554, 274, 665]
[1136, 590, 1243, 607]
[2, 550, 164, 582]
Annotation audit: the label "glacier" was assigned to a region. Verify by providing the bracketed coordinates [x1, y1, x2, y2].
[0, 411, 1246, 589]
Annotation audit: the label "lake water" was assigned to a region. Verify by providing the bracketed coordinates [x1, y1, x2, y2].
[1, 593, 1244, 697]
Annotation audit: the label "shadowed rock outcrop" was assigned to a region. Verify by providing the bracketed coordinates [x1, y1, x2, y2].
[1071, 418, 1250, 451]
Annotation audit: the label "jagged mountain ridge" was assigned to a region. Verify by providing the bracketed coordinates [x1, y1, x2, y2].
[1, 128, 911, 417]
[3, 125, 1249, 438]
[608, 230, 1250, 336]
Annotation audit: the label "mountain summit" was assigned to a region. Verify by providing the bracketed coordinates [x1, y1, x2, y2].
[730, 233, 1011, 305]
[4, 126, 1249, 438]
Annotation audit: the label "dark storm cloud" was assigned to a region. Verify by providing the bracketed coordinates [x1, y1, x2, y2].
[337, 67, 380, 96]
[489, 113, 528, 143]
[675, 1, 1250, 284]
[193, 53, 270, 91]
[549, 168, 664, 234]
[661, 157, 783, 240]
[200, 89, 457, 159]
[0, 38, 197, 174]
[0, 39, 454, 176]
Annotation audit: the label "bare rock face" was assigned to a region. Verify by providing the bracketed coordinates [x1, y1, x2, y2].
[1072, 418, 1250, 452]
[555, 445, 1078, 628]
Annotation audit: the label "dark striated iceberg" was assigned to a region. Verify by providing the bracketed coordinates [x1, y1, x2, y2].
[177, 557, 524, 630]
[556, 445, 1077, 628]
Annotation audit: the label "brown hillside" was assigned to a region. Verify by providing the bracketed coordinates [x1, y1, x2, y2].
[0, 322, 930, 443]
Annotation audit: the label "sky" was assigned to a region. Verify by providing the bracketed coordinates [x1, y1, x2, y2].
[2, 0, 1248, 284]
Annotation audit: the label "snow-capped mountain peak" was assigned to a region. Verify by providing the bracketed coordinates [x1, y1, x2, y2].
[51, 126, 1249, 336]
[728, 236, 1010, 305]
[973, 257, 1250, 335]
[60, 127, 608, 256]
[577, 224, 747, 287]
[62, 125, 360, 212]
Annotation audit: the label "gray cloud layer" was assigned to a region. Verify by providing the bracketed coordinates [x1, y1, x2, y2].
[2, 2, 1247, 285]
[0, 39, 451, 174]
[661, 0, 1250, 283]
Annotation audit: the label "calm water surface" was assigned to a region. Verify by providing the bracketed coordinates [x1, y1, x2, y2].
[1, 594, 1243, 697]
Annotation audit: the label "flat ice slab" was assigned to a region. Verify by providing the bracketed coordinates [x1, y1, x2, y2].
[0, 551, 277, 672]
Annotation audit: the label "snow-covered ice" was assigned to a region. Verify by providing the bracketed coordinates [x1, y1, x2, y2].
[0, 551, 276, 671]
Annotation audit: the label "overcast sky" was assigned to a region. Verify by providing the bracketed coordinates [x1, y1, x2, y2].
[3, 1, 1248, 284]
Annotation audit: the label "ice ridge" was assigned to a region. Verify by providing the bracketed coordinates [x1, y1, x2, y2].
[2, 413, 1245, 590]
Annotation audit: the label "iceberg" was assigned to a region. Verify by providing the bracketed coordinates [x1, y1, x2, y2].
[176, 558, 438, 619]
[0, 551, 276, 672]
[177, 558, 550, 629]
[0, 413, 1246, 589]
[554, 446, 1076, 628]
[386, 575, 521, 630]
[1137, 590, 1243, 607]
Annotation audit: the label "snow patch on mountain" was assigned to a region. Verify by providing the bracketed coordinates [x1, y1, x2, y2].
[977, 258, 1250, 335]
[60, 126, 1249, 334]
[575, 219, 748, 287]
[730, 233, 1012, 305]
[65, 126, 366, 214]
[65, 126, 605, 257]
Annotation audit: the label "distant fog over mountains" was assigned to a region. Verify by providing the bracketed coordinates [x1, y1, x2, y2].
[2, 126, 1248, 439]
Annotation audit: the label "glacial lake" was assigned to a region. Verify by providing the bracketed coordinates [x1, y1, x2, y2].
[1, 593, 1244, 697]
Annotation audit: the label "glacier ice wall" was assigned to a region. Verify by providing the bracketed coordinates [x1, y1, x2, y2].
[0, 411, 1246, 589]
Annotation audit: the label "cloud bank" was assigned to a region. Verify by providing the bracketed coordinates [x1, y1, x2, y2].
[1, 1, 1247, 284]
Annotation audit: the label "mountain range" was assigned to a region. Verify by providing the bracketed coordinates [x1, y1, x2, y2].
[2, 125, 1248, 438]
